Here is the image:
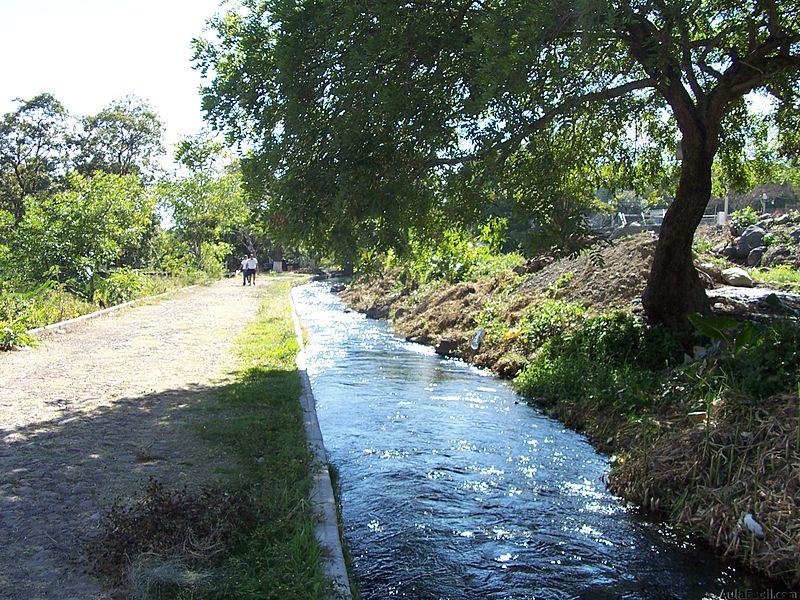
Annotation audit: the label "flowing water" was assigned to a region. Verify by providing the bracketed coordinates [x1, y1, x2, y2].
[293, 282, 777, 600]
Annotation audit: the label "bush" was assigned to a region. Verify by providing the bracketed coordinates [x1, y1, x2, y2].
[730, 206, 760, 229]
[762, 230, 794, 248]
[396, 220, 523, 285]
[470, 251, 525, 279]
[0, 320, 32, 350]
[515, 311, 681, 414]
[199, 241, 231, 279]
[717, 321, 800, 399]
[92, 268, 148, 307]
[516, 299, 586, 352]
[1, 281, 97, 330]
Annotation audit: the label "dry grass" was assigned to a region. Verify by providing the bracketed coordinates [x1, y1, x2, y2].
[128, 554, 214, 600]
[91, 479, 259, 589]
[610, 393, 800, 586]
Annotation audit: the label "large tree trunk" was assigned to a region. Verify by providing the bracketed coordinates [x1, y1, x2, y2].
[642, 133, 714, 332]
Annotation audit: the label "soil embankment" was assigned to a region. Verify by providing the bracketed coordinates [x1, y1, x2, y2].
[343, 233, 661, 374]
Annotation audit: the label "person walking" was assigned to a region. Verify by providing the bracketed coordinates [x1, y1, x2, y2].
[239, 255, 249, 286]
[246, 254, 259, 285]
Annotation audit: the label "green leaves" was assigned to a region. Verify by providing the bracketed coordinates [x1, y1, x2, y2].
[688, 313, 762, 355]
[8, 172, 154, 286]
[73, 96, 165, 181]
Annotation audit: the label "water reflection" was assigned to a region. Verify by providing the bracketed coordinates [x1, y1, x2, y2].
[293, 282, 775, 600]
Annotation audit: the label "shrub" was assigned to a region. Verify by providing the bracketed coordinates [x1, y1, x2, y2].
[470, 251, 525, 279]
[707, 320, 800, 399]
[515, 312, 681, 414]
[762, 230, 793, 248]
[0, 320, 32, 350]
[399, 221, 523, 285]
[92, 268, 147, 307]
[730, 206, 760, 229]
[516, 299, 586, 352]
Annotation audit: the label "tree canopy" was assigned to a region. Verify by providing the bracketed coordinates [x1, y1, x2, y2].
[0, 93, 69, 223]
[73, 96, 165, 180]
[195, 0, 800, 328]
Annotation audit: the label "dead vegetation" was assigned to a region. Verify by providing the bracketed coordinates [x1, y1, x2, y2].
[91, 479, 259, 597]
[611, 393, 800, 587]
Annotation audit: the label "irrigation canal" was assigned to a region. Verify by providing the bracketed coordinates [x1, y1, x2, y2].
[292, 281, 776, 599]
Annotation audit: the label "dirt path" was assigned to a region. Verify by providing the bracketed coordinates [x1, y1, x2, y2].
[0, 279, 269, 599]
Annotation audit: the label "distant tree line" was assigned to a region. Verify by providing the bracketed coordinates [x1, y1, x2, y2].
[0, 93, 274, 303]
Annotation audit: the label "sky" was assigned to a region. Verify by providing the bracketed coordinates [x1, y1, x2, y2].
[0, 0, 226, 166]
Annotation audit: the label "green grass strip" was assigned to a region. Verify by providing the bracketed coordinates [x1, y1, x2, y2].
[192, 277, 328, 599]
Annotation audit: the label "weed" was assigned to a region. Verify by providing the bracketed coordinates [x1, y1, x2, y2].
[545, 272, 574, 298]
[731, 206, 760, 229]
[692, 238, 714, 255]
[0, 320, 32, 350]
[752, 265, 800, 290]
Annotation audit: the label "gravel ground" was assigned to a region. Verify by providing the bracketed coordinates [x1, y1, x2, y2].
[0, 278, 268, 599]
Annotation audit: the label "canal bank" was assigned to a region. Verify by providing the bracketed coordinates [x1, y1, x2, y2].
[290, 289, 353, 598]
[293, 281, 793, 598]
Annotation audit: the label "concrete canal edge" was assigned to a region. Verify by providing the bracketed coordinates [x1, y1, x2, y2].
[290, 289, 353, 599]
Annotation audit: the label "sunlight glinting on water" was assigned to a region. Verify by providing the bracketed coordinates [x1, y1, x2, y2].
[293, 282, 771, 600]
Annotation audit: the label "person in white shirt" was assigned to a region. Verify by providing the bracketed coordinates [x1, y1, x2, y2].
[239, 256, 249, 286]
[245, 255, 258, 285]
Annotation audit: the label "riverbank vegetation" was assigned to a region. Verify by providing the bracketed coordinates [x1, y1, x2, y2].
[92, 277, 329, 598]
[0, 95, 277, 349]
[340, 232, 800, 586]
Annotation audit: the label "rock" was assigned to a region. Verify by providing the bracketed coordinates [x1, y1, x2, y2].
[722, 245, 740, 260]
[394, 307, 407, 318]
[434, 338, 461, 357]
[774, 213, 791, 226]
[740, 225, 766, 252]
[365, 305, 390, 319]
[789, 227, 800, 243]
[696, 262, 724, 283]
[735, 236, 751, 258]
[756, 218, 773, 230]
[330, 283, 346, 293]
[746, 246, 766, 267]
[762, 244, 792, 267]
[722, 267, 754, 287]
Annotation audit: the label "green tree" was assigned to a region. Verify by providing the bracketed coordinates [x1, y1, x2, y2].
[9, 172, 155, 287]
[73, 96, 165, 180]
[158, 138, 249, 268]
[196, 0, 800, 330]
[0, 93, 70, 223]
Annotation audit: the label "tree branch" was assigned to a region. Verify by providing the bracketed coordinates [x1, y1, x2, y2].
[424, 77, 657, 168]
[708, 33, 800, 122]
